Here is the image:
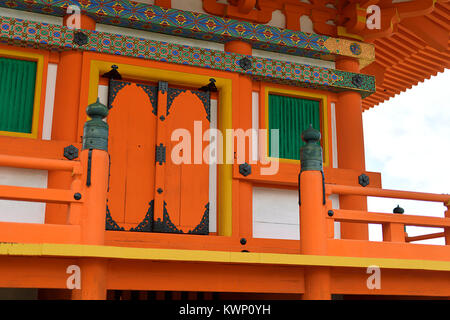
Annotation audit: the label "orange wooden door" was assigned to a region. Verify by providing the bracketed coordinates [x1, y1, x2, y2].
[106, 80, 157, 230]
[106, 80, 210, 235]
[153, 85, 210, 234]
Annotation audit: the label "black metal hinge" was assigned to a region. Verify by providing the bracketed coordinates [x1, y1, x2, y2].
[155, 143, 166, 165]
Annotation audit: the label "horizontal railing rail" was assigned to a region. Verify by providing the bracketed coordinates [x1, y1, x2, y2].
[326, 184, 450, 203]
[0, 154, 81, 173]
[0, 185, 83, 204]
[406, 232, 445, 243]
[329, 209, 450, 228]
[325, 183, 450, 245]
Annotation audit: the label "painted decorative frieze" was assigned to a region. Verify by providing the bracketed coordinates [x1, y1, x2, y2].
[0, 16, 375, 96]
[0, 0, 375, 67]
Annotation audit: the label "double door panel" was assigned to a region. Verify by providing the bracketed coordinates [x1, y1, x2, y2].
[106, 79, 210, 234]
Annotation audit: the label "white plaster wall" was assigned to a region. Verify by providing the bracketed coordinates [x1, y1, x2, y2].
[98, 84, 108, 106]
[42, 63, 58, 140]
[0, 7, 62, 25]
[252, 49, 335, 69]
[133, 0, 155, 4]
[251, 91, 259, 162]
[253, 187, 341, 240]
[329, 194, 341, 239]
[95, 24, 224, 51]
[0, 168, 48, 224]
[267, 10, 285, 29]
[331, 102, 338, 168]
[171, 0, 206, 14]
[253, 187, 299, 240]
[300, 15, 314, 34]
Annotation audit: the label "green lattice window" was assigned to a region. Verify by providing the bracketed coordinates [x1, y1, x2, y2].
[268, 94, 321, 160]
[0, 57, 37, 134]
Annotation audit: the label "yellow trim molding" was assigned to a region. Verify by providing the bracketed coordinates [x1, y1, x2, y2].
[87, 59, 233, 236]
[264, 86, 330, 167]
[1, 243, 450, 272]
[0, 49, 44, 139]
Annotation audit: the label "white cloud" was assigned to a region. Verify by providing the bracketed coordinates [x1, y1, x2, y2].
[363, 69, 450, 244]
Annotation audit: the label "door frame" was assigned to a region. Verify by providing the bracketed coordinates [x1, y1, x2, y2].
[78, 52, 237, 237]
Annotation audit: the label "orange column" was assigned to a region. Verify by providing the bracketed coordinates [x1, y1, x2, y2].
[224, 41, 254, 244]
[46, 15, 96, 225]
[300, 171, 331, 300]
[71, 100, 110, 300]
[71, 149, 109, 300]
[335, 57, 369, 240]
[299, 128, 330, 300]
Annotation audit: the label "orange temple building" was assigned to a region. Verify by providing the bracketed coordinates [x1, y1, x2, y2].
[0, 0, 448, 300]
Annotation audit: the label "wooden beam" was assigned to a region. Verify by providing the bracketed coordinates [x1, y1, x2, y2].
[0, 223, 80, 244]
[0, 137, 81, 160]
[331, 209, 450, 228]
[0, 185, 82, 204]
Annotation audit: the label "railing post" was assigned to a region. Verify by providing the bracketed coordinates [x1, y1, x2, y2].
[299, 126, 331, 300]
[382, 205, 406, 242]
[72, 99, 110, 300]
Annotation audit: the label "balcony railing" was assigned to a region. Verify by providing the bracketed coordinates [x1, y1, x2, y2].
[0, 101, 448, 254]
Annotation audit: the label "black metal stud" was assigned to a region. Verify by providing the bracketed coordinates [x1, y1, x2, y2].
[199, 78, 218, 92]
[328, 210, 334, 217]
[358, 173, 370, 187]
[160, 115, 165, 121]
[352, 74, 363, 87]
[74, 193, 82, 200]
[157, 188, 163, 194]
[240, 238, 247, 245]
[102, 65, 122, 80]
[73, 31, 88, 46]
[393, 205, 404, 214]
[238, 57, 252, 70]
[64, 145, 79, 160]
[239, 163, 252, 177]
[159, 81, 168, 94]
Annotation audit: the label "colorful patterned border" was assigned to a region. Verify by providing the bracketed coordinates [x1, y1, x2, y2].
[0, 0, 375, 66]
[0, 16, 375, 96]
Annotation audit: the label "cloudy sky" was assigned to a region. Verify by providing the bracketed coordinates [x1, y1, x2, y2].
[363, 69, 450, 244]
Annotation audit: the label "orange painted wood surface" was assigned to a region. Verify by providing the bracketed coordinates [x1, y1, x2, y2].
[0, 137, 82, 160]
[234, 163, 382, 188]
[330, 209, 450, 228]
[327, 184, 450, 202]
[162, 89, 209, 232]
[107, 82, 157, 227]
[0, 257, 76, 289]
[106, 80, 210, 233]
[1, 255, 449, 297]
[107, 260, 305, 293]
[327, 239, 450, 261]
[0, 154, 79, 172]
[0, 185, 82, 203]
[0, 222, 80, 244]
[105, 231, 301, 253]
[331, 268, 450, 297]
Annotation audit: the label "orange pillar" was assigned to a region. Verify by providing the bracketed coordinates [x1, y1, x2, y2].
[224, 41, 254, 244]
[46, 15, 96, 225]
[335, 57, 369, 240]
[71, 100, 110, 300]
[299, 128, 330, 300]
